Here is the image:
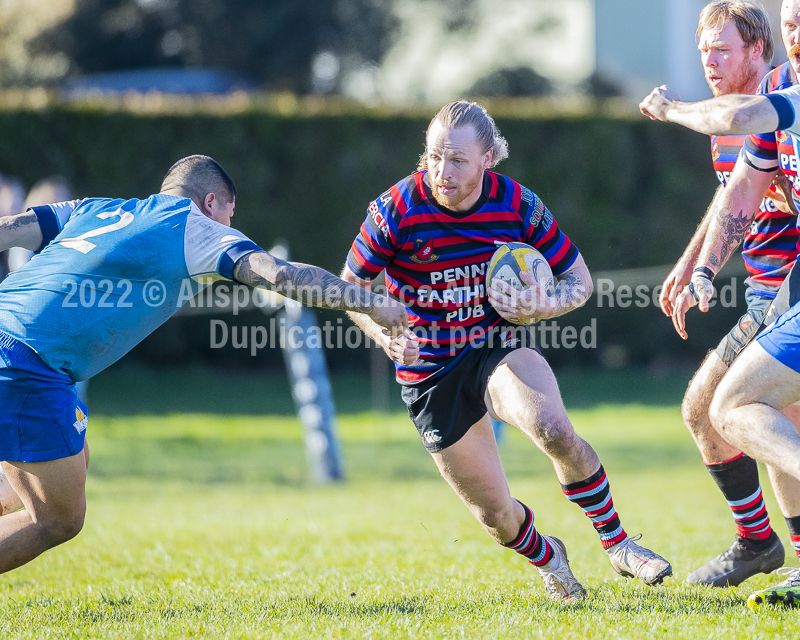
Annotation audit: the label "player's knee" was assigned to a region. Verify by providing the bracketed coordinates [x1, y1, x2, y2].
[681, 378, 713, 435]
[474, 501, 516, 532]
[707, 392, 731, 437]
[532, 412, 576, 456]
[38, 504, 86, 546]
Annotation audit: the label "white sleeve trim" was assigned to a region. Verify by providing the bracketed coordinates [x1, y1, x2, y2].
[183, 204, 256, 280]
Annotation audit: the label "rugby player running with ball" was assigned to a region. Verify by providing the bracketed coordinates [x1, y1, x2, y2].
[342, 101, 672, 603]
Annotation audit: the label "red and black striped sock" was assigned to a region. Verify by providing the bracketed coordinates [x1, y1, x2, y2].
[561, 465, 627, 549]
[501, 500, 554, 566]
[785, 515, 800, 560]
[706, 453, 773, 544]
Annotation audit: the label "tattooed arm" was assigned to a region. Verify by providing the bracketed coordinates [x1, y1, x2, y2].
[0, 211, 43, 252]
[488, 253, 594, 322]
[696, 158, 777, 281]
[340, 263, 421, 365]
[670, 158, 777, 339]
[232, 251, 408, 334]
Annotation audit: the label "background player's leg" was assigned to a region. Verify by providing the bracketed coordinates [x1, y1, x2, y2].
[768, 403, 800, 555]
[485, 348, 671, 585]
[682, 351, 743, 462]
[0, 451, 86, 574]
[429, 416, 585, 602]
[683, 350, 784, 586]
[711, 342, 800, 480]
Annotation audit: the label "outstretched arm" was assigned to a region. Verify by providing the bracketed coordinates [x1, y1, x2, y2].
[640, 86, 780, 136]
[232, 250, 408, 334]
[0, 211, 42, 252]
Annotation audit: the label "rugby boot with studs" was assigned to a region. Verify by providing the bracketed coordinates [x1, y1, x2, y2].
[687, 533, 784, 588]
[535, 536, 587, 603]
[747, 567, 800, 609]
[606, 534, 673, 585]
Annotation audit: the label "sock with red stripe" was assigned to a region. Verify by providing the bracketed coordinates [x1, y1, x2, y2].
[706, 453, 773, 545]
[785, 515, 800, 560]
[501, 500, 554, 566]
[561, 466, 627, 549]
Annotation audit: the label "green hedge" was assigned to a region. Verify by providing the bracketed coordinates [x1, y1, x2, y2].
[0, 102, 739, 371]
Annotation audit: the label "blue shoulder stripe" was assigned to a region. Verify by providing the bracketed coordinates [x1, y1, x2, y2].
[30, 205, 60, 253]
[218, 240, 261, 280]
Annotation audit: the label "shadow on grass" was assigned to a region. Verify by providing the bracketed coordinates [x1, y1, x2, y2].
[88, 365, 693, 417]
[264, 588, 746, 621]
[574, 585, 747, 616]
[85, 438, 701, 484]
[298, 595, 427, 617]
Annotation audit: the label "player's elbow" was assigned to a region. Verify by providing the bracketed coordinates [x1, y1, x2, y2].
[340, 264, 357, 283]
[583, 275, 594, 299]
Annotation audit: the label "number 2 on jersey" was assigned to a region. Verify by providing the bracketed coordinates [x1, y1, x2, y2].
[59, 208, 135, 254]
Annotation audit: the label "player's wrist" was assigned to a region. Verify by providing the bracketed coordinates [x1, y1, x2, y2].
[692, 266, 715, 282]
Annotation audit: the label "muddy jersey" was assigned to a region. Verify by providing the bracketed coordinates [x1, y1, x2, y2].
[347, 170, 578, 384]
[738, 62, 800, 296]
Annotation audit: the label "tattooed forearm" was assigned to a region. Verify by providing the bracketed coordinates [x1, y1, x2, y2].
[232, 251, 377, 312]
[0, 211, 42, 252]
[550, 265, 593, 318]
[709, 208, 749, 270]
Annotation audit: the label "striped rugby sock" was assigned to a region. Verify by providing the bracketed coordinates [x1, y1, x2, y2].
[785, 515, 800, 560]
[561, 466, 627, 549]
[706, 453, 773, 543]
[501, 500, 554, 566]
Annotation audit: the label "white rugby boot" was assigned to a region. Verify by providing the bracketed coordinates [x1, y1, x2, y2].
[606, 534, 672, 585]
[535, 536, 587, 603]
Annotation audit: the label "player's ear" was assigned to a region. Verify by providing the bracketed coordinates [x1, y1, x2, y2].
[483, 149, 493, 170]
[751, 38, 764, 61]
[201, 192, 217, 217]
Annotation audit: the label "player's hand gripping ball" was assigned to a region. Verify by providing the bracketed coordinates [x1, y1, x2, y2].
[487, 242, 554, 325]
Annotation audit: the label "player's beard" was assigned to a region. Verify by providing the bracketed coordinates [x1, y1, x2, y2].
[709, 58, 758, 96]
[790, 43, 800, 75]
[431, 171, 483, 210]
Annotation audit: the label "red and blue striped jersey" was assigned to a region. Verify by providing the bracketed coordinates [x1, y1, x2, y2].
[739, 62, 800, 296]
[347, 170, 578, 384]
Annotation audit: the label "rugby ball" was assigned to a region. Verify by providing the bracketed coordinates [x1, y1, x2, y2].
[487, 242, 554, 325]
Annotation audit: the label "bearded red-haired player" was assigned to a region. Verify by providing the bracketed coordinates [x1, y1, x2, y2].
[342, 100, 672, 603]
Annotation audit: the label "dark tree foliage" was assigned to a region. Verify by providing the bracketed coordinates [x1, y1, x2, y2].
[30, 0, 396, 92]
[581, 70, 623, 98]
[468, 66, 552, 97]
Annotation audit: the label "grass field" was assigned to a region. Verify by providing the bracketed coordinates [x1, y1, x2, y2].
[1, 366, 798, 639]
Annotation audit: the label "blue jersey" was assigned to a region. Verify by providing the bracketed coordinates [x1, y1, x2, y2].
[0, 194, 260, 381]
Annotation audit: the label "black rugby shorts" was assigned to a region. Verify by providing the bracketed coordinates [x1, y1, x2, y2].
[401, 329, 538, 453]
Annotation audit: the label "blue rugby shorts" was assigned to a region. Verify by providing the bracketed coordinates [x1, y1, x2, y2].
[757, 301, 800, 374]
[0, 330, 87, 462]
